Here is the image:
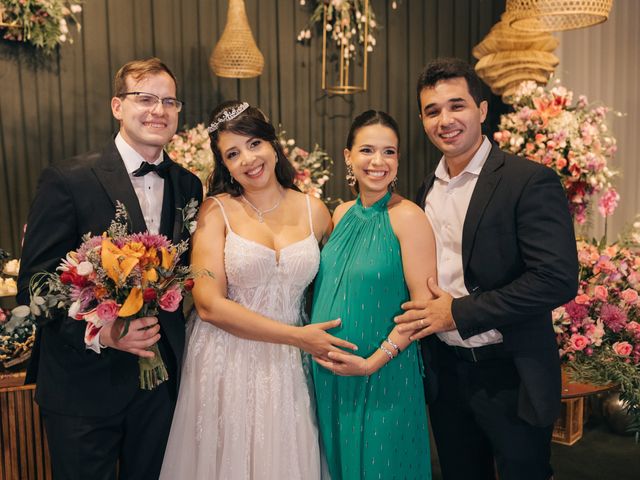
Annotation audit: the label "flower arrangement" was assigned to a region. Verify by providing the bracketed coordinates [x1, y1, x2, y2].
[0, 0, 82, 52]
[0, 248, 34, 370]
[553, 220, 640, 421]
[28, 201, 208, 389]
[166, 124, 213, 186]
[278, 130, 333, 200]
[296, 0, 377, 56]
[167, 125, 337, 203]
[494, 80, 619, 224]
[0, 305, 36, 369]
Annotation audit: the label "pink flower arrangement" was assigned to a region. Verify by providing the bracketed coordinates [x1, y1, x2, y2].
[495, 80, 618, 224]
[554, 239, 640, 365]
[278, 133, 334, 200]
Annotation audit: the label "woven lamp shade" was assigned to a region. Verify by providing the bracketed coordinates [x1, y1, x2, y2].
[473, 13, 559, 102]
[506, 0, 613, 32]
[210, 0, 264, 78]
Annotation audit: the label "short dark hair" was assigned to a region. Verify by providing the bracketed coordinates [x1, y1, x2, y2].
[345, 110, 400, 194]
[206, 101, 298, 196]
[113, 58, 177, 97]
[416, 58, 485, 112]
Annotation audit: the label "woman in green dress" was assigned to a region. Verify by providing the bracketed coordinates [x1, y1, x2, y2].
[311, 110, 436, 479]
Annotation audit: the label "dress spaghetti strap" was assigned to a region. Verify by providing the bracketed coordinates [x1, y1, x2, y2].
[305, 195, 314, 236]
[210, 196, 232, 232]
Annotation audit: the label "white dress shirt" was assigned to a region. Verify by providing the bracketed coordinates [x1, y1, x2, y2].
[86, 133, 165, 353]
[115, 132, 165, 234]
[425, 136, 503, 348]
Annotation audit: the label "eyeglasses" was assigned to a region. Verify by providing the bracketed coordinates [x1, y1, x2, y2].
[119, 91, 184, 112]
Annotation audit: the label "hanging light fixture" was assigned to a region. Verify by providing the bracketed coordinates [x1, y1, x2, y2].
[506, 0, 613, 32]
[473, 13, 559, 102]
[322, 0, 370, 95]
[210, 0, 264, 78]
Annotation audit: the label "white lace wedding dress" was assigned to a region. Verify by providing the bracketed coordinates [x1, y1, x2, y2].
[160, 195, 323, 480]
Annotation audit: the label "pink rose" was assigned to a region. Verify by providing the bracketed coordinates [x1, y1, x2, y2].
[159, 287, 182, 312]
[593, 285, 608, 302]
[620, 289, 639, 305]
[613, 341, 632, 357]
[574, 294, 591, 305]
[96, 300, 119, 322]
[626, 321, 640, 334]
[0, 309, 6, 324]
[569, 334, 589, 351]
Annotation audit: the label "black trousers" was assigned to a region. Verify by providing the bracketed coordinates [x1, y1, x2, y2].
[429, 339, 554, 480]
[42, 377, 176, 480]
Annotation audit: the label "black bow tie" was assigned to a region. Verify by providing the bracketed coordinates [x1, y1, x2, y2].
[132, 159, 173, 178]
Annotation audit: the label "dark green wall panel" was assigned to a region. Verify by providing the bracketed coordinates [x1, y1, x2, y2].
[0, 0, 505, 254]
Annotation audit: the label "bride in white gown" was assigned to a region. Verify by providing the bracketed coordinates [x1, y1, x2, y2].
[160, 101, 354, 480]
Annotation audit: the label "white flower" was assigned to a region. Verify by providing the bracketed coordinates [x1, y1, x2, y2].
[77, 261, 94, 276]
[68, 300, 81, 320]
[70, 4, 83, 13]
[59, 34, 67, 43]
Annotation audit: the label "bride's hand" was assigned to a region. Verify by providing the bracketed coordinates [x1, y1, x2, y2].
[313, 350, 367, 376]
[296, 319, 357, 358]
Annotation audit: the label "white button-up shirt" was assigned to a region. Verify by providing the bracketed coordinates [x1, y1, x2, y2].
[425, 137, 503, 348]
[115, 132, 164, 234]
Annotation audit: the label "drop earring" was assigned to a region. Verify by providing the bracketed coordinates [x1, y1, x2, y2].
[346, 163, 356, 187]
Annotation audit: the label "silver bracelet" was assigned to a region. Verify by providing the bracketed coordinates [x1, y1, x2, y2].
[386, 337, 400, 353]
[379, 344, 394, 360]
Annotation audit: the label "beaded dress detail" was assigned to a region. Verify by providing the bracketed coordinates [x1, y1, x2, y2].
[160, 195, 323, 480]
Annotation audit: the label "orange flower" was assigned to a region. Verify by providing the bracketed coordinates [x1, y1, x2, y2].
[161, 247, 176, 270]
[101, 239, 139, 284]
[119, 287, 143, 317]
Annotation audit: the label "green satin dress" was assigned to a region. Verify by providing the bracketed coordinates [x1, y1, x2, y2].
[311, 191, 431, 480]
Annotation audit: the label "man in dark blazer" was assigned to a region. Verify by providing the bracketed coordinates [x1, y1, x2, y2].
[17, 58, 202, 480]
[395, 58, 578, 480]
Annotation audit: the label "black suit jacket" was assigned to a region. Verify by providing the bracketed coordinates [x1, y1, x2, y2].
[417, 144, 578, 427]
[17, 140, 202, 417]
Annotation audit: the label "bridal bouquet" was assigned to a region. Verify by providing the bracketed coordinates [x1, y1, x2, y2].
[29, 202, 203, 390]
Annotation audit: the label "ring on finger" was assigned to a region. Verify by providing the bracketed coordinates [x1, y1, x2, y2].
[420, 319, 425, 328]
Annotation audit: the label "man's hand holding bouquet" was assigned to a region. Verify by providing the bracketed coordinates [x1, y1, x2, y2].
[28, 201, 209, 390]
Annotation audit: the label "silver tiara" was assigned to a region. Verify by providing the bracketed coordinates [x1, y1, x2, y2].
[206, 102, 250, 133]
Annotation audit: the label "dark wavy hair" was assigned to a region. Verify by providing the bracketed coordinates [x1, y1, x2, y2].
[415, 57, 485, 112]
[206, 100, 298, 196]
[345, 110, 400, 194]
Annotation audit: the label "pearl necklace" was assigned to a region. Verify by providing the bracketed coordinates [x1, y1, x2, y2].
[241, 191, 284, 223]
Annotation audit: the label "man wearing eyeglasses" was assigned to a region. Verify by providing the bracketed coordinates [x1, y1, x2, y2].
[17, 58, 202, 480]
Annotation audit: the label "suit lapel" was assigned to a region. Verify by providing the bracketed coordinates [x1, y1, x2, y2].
[416, 173, 436, 208]
[461, 145, 504, 271]
[164, 152, 186, 244]
[92, 141, 147, 233]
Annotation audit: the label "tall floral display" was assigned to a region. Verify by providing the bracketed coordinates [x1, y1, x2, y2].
[496, 80, 640, 427]
[495, 80, 619, 225]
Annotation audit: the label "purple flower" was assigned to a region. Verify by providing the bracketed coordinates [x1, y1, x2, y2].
[565, 300, 589, 321]
[600, 303, 628, 333]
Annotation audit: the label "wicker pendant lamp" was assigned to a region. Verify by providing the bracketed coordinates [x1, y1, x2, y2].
[473, 13, 559, 102]
[506, 0, 613, 32]
[210, 0, 264, 78]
